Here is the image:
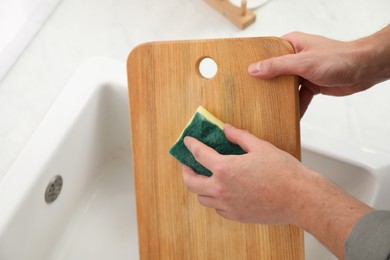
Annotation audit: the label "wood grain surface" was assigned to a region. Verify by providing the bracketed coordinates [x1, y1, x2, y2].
[127, 37, 303, 259]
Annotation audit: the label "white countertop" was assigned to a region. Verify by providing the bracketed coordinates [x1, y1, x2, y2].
[0, 0, 389, 179]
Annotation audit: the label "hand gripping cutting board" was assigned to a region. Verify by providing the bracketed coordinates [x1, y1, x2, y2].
[127, 37, 303, 259]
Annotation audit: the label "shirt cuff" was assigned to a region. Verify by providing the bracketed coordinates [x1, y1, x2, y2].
[345, 210, 390, 260]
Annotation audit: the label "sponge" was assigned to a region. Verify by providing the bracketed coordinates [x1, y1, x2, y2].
[169, 106, 246, 177]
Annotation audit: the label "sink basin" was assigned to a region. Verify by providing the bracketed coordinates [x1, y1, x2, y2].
[0, 58, 137, 260]
[0, 58, 389, 259]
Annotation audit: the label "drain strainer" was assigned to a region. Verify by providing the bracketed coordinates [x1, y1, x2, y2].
[45, 175, 63, 204]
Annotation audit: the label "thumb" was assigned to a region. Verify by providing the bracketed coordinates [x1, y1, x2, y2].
[223, 124, 260, 152]
[248, 54, 300, 79]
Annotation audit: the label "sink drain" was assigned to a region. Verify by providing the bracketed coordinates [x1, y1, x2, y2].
[45, 175, 63, 204]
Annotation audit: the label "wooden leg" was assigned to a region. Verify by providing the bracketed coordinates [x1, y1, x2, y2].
[204, 0, 256, 29]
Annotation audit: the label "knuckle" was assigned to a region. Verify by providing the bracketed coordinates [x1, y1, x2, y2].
[213, 184, 225, 198]
[215, 209, 242, 222]
[181, 167, 193, 184]
[197, 196, 205, 205]
[234, 213, 247, 223]
[198, 196, 210, 208]
[215, 209, 223, 216]
[215, 209, 229, 220]
[182, 176, 197, 194]
[295, 56, 313, 76]
[282, 31, 306, 53]
[284, 31, 301, 39]
[223, 207, 246, 223]
[181, 173, 189, 185]
[212, 162, 227, 175]
[212, 184, 231, 201]
[185, 182, 196, 193]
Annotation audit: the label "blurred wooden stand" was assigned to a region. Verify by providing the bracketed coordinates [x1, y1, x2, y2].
[204, 0, 256, 29]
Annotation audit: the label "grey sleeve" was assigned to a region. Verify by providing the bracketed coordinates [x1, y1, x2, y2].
[345, 210, 390, 260]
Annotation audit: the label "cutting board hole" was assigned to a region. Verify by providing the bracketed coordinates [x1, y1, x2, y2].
[198, 57, 218, 79]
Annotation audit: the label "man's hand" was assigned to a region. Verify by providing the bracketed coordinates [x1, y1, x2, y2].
[248, 27, 390, 117]
[181, 124, 374, 259]
[182, 124, 309, 224]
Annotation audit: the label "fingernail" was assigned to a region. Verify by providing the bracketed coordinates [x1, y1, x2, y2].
[248, 63, 260, 75]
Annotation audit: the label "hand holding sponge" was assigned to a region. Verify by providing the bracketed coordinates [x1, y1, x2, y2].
[169, 106, 246, 176]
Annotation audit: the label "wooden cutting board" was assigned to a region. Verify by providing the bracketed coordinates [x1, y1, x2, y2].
[127, 37, 303, 259]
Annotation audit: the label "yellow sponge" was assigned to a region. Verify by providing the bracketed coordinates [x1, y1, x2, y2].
[169, 106, 246, 176]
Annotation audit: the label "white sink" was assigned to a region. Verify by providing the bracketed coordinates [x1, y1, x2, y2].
[0, 58, 137, 260]
[0, 58, 389, 260]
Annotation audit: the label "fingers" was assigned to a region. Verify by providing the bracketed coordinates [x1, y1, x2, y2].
[182, 166, 226, 211]
[182, 165, 228, 219]
[198, 195, 219, 208]
[299, 87, 313, 118]
[183, 136, 222, 172]
[248, 54, 301, 79]
[282, 31, 309, 53]
[248, 31, 312, 79]
[182, 165, 213, 195]
[182, 166, 225, 211]
[223, 124, 261, 152]
[299, 79, 321, 118]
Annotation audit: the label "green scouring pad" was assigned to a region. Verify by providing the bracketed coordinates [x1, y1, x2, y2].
[169, 106, 246, 177]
